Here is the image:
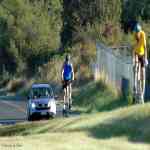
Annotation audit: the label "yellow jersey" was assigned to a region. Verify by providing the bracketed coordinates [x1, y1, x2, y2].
[134, 30, 146, 56]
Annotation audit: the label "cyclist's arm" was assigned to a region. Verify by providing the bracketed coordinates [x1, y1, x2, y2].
[132, 50, 136, 66]
[132, 34, 137, 65]
[61, 63, 64, 81]
[71, 64, 74, 81]
[144, 34, 147, 59]
[145, 46, 148, 60]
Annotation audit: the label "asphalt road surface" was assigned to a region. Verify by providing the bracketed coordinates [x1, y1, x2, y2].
[0, 97, 64, 125]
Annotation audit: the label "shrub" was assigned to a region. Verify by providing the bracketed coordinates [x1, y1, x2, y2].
[7, 79, 26, 93]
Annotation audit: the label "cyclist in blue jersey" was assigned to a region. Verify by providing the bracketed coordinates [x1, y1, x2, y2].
[61, 54, 74, 114]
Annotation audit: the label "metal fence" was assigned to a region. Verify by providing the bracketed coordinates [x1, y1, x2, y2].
[95, 43, 133, 92]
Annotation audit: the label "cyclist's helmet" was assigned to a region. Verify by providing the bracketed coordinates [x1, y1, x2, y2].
[127, 20, 141, 33]
[133, 23, 142, 33]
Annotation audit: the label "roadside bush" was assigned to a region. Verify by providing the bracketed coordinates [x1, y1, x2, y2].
[7, 79, 26, 93]
[73, 80, 125, 113]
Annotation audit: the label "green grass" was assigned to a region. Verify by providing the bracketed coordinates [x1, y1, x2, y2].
[0, 105, 150, 149]
[73, 81, 127, 113]
[0, 81, 150, 150]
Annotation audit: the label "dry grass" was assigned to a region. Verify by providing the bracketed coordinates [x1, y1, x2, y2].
[7, 79, 26, 93]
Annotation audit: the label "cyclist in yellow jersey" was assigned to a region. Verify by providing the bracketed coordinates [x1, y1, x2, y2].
[134, 30, 146, 56]
[132, 23, 148, 103]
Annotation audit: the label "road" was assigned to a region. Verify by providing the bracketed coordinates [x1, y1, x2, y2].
[0, 98, 27, 125]
[0, 97, 63, 125]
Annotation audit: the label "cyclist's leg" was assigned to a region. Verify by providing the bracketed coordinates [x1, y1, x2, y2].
[64, 83, 70, 116]
[63, 80, 69, 110]
[133, 55, 139, 98]
[140, 62, 146, 103]
[63, 86, 67, 109]
[134, 54, 143, 103]
[135, 62, 140, 103]
[137, 60, 144, 103]
[136, 57, 145, 104]
[138, 61, 141, 92]
[141, 66, 146, 94]
[68, 82, 72, 109]
[66, 83, 70, 106]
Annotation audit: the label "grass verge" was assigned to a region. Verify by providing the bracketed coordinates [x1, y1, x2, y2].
[0, 81, 149, 150]
[73, 80, 127, 113]
[0, 104, 150, 149]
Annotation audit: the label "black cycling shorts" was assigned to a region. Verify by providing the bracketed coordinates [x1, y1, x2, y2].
[138, 55, 145, 67]
[62, 80, 72, 89]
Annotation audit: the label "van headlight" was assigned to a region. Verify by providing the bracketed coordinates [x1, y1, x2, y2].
[31, 103, 36, 108]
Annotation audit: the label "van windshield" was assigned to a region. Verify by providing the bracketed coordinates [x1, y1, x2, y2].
[30, 87, 53, 99]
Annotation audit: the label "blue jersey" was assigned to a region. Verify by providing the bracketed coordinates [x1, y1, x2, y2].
[63, 63, 73, 80]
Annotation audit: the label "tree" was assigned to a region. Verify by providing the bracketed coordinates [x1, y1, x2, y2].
[122, 0, 150, 23]
[0, 0, 62, 74]
[61, 0, 122, 48]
